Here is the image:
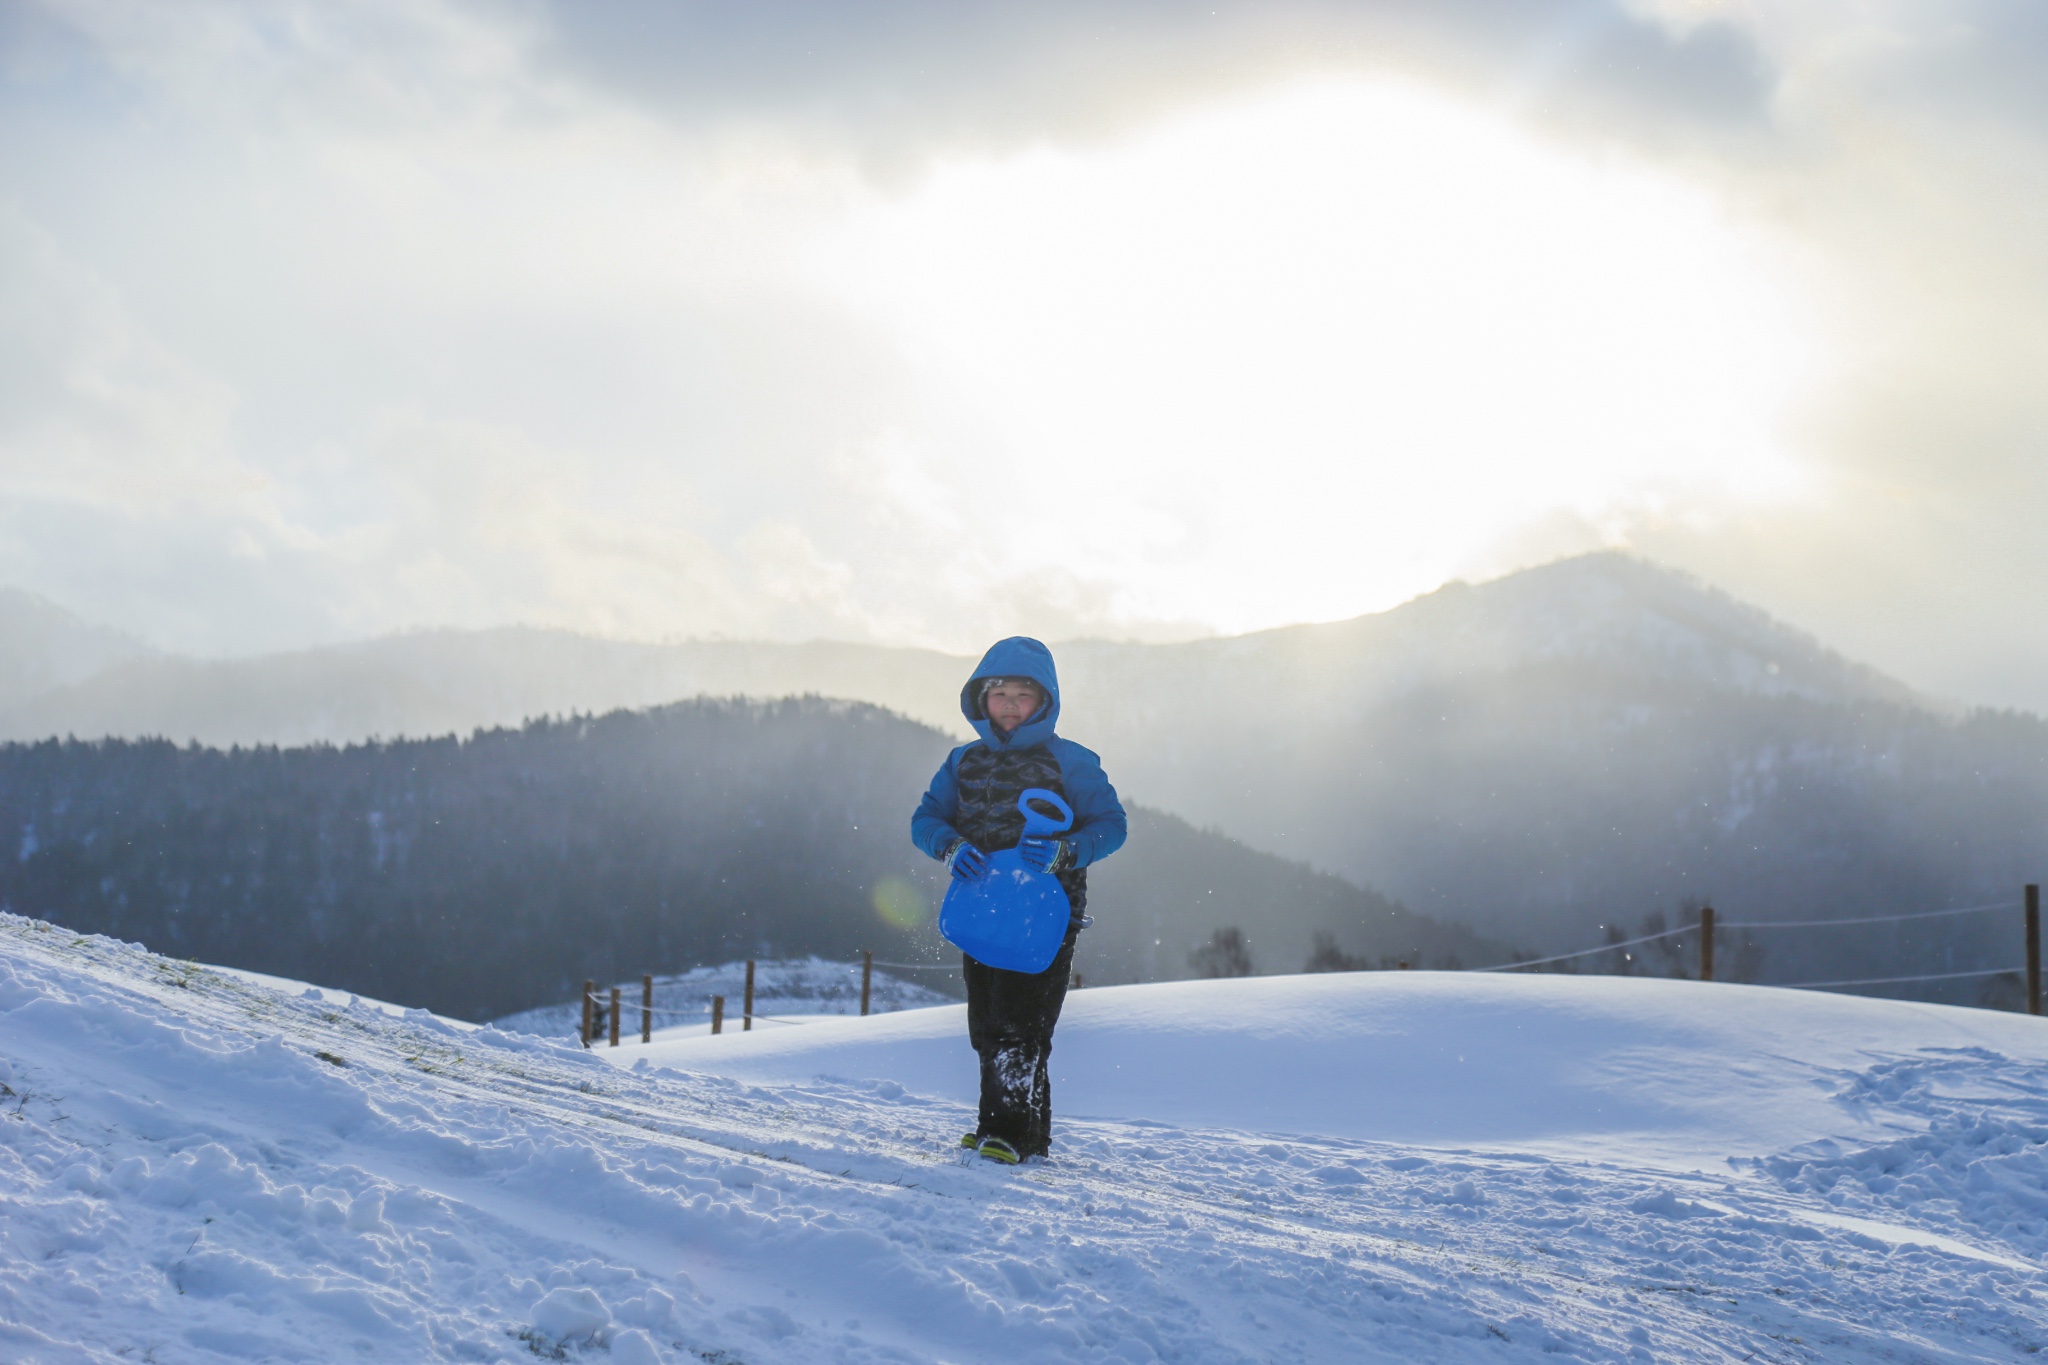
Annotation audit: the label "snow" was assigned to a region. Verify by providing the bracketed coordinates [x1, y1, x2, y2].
[4, 911, 2047, 1363]
[616, 970, 2048, 1171]
[205, 965, 480, 1029]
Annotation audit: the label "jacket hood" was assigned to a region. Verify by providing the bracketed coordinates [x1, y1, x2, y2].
[962, 636, 1061, 748]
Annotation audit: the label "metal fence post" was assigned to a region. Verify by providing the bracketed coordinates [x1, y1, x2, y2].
[2027, 884, 2040, 1016]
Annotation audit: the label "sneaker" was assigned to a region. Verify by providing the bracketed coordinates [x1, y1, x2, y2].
[973, 1136, 1022, 1165]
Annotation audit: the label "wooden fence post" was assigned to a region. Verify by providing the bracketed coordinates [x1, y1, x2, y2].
[744, 959, 755, 1032]
[580, 978, 595, 1048]
[641, 974, 653, 1044]
[1699, 906, 1716, 983]
[711, 995, 725, 1035]
[609, 986, 622, 1047]
[861, 950, 873, 1017]
[2027, 884, 2041, 1017]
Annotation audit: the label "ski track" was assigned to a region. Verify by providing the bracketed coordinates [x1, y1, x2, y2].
[2, 914, 2045, 1363]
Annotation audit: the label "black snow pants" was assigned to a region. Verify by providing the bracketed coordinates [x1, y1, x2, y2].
[963, 926, 1080, 1158]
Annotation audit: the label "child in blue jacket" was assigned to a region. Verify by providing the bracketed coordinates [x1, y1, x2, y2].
[911, 636, 1127, 1163]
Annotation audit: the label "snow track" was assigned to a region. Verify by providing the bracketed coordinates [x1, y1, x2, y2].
[2, 913, 2045, 1363]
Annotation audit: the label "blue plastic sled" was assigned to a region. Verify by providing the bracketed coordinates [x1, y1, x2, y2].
[939, 788, 1074, 974]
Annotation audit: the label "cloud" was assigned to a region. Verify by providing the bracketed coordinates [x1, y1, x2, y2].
[1590, 0, 2048, 709]
[0, 210, 240, 503]
[2, 0, 2047, 711]
[521, 0, 1776, 162]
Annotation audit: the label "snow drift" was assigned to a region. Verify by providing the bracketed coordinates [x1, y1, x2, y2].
[3, 911, 2046, 1363]
[621, 969, 2048, 1170]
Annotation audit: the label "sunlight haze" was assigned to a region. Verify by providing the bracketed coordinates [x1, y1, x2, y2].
[2, 0, 2046, 708]
[823, 78, 1820, 633]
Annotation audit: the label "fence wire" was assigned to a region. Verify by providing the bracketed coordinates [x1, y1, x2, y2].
[580, 997, 836, 1031]
[1474, 897, 2029, 980]
[1722, 900, 2019, 929]
[1473, 925, 1689, 973]
[575, 897, 2035, 1016]
[1781, 965, 2024, 990]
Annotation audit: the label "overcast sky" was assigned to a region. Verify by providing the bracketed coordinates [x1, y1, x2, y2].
[3, 0, 2046, 708]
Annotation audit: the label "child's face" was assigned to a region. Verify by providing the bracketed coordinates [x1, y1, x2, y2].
[984, 681, 1044, 733]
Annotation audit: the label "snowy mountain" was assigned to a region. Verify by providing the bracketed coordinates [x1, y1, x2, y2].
[5, 911, 2044, 1363]
[0, 586, 154, 712]
[1059, 556, 2048, 980]
[1059, 550, 1931, 726]
[9, 554, 2047, 994]
[713, 555, 2031, 994]
[0, 554, 1928, 748]
[0, 624, 968, 748]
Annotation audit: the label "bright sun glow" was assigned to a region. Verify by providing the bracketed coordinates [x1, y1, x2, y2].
[819, 78, 1821, 634]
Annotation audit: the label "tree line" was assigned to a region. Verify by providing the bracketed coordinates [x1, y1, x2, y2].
[0, 698, 1500, 1020]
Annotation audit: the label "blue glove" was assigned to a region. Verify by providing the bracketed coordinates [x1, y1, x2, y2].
[1018, 837, 1070, 873]
[947, 842, 990, 880]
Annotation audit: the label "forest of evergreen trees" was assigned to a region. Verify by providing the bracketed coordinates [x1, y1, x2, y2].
[0, 699, 1494, 1019]
[0, 700, 957, 1019]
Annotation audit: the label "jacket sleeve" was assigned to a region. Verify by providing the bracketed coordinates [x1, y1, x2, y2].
[910, 749, 967, 861]
[1054, 741, 1127, 869]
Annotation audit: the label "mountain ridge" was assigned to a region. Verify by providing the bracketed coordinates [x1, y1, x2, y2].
[0, 587, 157, 712]
[0, 553, 1963, 749]
[8, 554, 2037, 995]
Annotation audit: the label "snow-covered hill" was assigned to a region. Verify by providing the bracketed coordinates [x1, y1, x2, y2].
[617, 968, 2046, 1174]
[4, 911, 2046, 1362]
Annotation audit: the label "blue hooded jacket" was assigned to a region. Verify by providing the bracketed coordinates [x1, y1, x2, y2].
[910, 637, 1127, 871]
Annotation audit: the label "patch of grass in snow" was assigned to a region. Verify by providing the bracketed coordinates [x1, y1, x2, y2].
[512, 1325, 570, 1359]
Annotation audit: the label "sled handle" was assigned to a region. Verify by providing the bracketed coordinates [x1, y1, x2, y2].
[1017, 787, 1074, 836]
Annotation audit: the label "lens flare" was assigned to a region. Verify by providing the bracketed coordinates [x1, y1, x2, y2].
[871, 876, 929, 929]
